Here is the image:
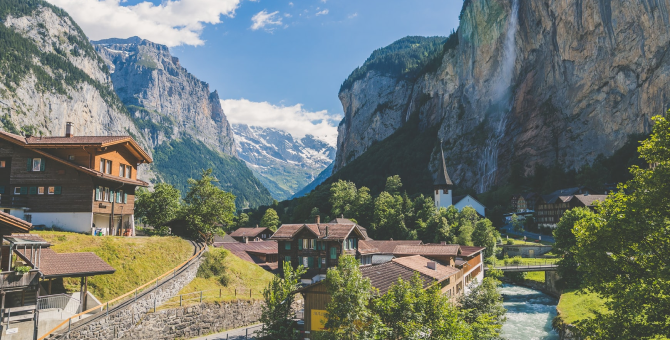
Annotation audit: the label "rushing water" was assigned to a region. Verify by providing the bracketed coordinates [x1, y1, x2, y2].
[500, 284, 560, 340]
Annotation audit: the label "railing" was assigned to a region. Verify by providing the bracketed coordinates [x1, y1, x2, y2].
[486, 259, 559, 271]
[37, 294, 81, 315]
[160, 286, 263, 310]
[0, 270, 40, 289]
[38, 242, 206, 340]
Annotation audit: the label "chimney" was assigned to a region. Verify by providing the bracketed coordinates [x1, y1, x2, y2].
[65, 122, 74, 137]
[256, 224, 259, 229]
[244, 236, 248, 244]
[427, 261, 437, 270]
[325, 225, 329, 237]
[315, 215, 320, 224]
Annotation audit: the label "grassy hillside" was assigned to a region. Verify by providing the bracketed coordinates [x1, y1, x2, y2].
[163, 248, 274, 307]
[557, 289, 609, 325]
[152, 138, 274, 210]
[34, 231, 193, 301]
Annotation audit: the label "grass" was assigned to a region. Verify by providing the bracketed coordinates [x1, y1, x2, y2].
[501, 235, 554, 245]
[33, 231, 193, 302]
[525, 271, 546, 283]
[557, 289, 609, 325]
[161, 248, 275, 308]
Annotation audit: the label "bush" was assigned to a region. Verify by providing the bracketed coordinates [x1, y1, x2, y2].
[506, 239, 514, 245]
[197, 249, 230, 286]
[503, 256, 527, 282]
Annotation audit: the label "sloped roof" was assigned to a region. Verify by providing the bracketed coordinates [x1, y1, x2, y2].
[0, 131, 150, 187]
[392, 255, 460, 281]
[541, 187, 600, 204]
[229, 227, 271, 238]
[360, 261, 434, 295]
[0, 211, 32, 234]
[215, 241, 278, 268]
[459, 246, 486, 257]
[358, 240, 423, 254]
[24, 135, 152, 163]
[434, 145, 454, 188]
[394, 244, 461, 256]
[270, 223, 365, 240]
[573, 194, 608, 207]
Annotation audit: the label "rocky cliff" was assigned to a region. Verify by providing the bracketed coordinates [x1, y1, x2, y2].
[93, 37, 235, 156]
[336, 0, 670, 193]
[233, 124, 335, 200]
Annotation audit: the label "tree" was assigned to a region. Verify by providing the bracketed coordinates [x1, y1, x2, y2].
[183, 169, 236, 244]
[133, 183, 181, 235]
[260, 208, 281, 232]
[457, 223, 474, 246]
[318, 255, 384, 340]
[459, 277, 506, 330]
[259, 261, 306, 340]
[472, 219, 499, 258]
[372, 191, 409, 240]
[351, 186, 373, 227]
[510, 214, 523, 233]
[571, 115, 670, 339]
[233, 212, 250, 231]
[384, 175, 403, 195]
[330, 180, 358, 218]
[552, 207, 592, 289]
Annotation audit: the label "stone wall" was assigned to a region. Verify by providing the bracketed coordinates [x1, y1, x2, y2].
[51, 255, 203, 339]
[501, 245, 554, 258]
[120, 300, 263, 340]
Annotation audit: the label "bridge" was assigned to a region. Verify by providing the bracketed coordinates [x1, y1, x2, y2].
[484, 261, 558, 272]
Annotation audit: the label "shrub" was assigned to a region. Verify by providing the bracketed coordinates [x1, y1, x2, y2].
[197, 249, 230, 286]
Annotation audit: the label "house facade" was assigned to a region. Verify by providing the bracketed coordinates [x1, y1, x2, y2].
[536, 187, 606, 228]
[510, 193, 538, 213]
[434, 145, 486, 216]
[271, 217, 367, 284]
[229, 227, 274, 243]
[0, 124, 152, 235]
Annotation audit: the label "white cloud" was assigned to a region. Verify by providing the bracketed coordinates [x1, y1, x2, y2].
[250, 10, 283, 31]
[315, 9, 329, 16]
[221, 99, 341, 146]
[45, 0, 240, 47]
[288, 2, 294, 6]
[348, 12, 358, 19]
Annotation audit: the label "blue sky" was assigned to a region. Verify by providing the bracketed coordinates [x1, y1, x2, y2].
[47, 0, 462, 143]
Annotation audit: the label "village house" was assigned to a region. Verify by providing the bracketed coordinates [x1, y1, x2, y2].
[0, 123, 152, 235]
[228, 226, 273, 243]
[536, 187, 607, 228]
[214, 241, 279, 273]
[510, 193, 539, 213]
[434, 145, 486, 216]
[271, 217, 368, 284]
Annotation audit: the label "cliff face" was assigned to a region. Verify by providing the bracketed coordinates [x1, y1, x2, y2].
[93, 37, 236, 156]
[336, 0, 670, 192]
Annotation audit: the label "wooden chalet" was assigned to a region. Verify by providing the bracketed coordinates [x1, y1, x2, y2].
[271, 217, 367, 284]
[536, 187, 606, 228]
[0, 123, 152, 235]
[228, 227, 273, 243]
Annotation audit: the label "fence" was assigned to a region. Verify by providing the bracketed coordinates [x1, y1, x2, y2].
[160, 287, 263, 310]
[203, 324, 263, 340]
[37, 294, 81, 315]
[487, 258, 559, 270]
[38, 242, 206, 340]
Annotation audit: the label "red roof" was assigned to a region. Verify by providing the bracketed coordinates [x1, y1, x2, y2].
[358, 240, 423, 254]
[215, 241, 278, 267]
[229, 227, 271, 238]
[392, 255, 460, 280]
[271, 223, 365, 240]
[360, 261, 434, 295]
[459, 246, 486, 257]
[0, 211, 32, 233]
[393, 244, 461, 256]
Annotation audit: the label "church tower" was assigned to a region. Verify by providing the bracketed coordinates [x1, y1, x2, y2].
[434, 143, 454, 209]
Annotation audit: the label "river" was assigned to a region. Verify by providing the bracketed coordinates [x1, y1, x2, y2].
[500, 284, 560, 340]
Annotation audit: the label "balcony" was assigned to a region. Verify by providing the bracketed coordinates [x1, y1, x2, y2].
[0, 270, 40, 291]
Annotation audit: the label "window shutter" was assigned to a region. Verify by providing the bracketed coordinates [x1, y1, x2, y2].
[27, 158, 32, 171]
[124, 192, 128, 204]
[0, 186, 4, 194]
[297, 256, 302, 266]
[29, 187, 37, 195]
[95, 187, 100, 201]
[54, 186, 61, 195]
[40, 159, 45, 171]
[20, 187, 28, 195]
[317, 257, 321, 268]
[330, 247, 336, 259]
[298, 239, 302, 250]
[308, 257, 314, 268]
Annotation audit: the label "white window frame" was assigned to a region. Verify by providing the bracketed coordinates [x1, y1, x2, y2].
[106, 160, 112, 174]
[104, 187, 110, 202]
[126, 165, 132, 178]
[48, 186, 55, 195]
[37, 187, 44, 195]
[32, 158, 42, 172]
[99, 159, 104, 172]
[119, 164, 125, 177]
[302, 257, 309, 268]
[95, 186, 101, 200]
[14, 187, 20, 195]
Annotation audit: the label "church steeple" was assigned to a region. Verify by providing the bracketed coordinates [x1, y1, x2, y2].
[434, 142, 454, 189]
[434, 141, 453, 209]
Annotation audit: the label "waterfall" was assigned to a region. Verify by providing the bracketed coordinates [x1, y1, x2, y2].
[477, 0, 519, 193]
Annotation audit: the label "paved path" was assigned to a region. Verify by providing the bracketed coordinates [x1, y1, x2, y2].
[190, 324, 262, 340]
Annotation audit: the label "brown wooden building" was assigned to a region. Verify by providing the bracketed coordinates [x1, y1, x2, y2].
[228, 227, 274, 243]
[536, 187, 606, 228]
[0, 123, 152, 235]
[271, 217, 367, 284]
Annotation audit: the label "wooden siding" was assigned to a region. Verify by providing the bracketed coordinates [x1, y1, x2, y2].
[43, 148, 96, 168]
[91, 183, 136, 215]
[93, 145, 139, 180]
[301, 283, 330, 333]
[0, 140, 95, 213]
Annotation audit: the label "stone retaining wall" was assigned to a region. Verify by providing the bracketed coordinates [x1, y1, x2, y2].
[120, 300, 263, 339]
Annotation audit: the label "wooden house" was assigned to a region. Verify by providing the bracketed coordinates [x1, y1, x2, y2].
[271, 217, 367, 284]
[0, 123, 152, 235]
[228, 227, 273, 243]
[536, 187, 606, 228]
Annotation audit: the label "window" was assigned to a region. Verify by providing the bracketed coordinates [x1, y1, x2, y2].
[37, 187, 44, 195]
[99, 159, 104, 172]
[298, 239, 302, 250]
[126, 165, 132, 178]
[67, 155, 75, 161]
[104, 187, 110, 202]
[24, 214, 31, 223]
[106, 160, 112, 174]
[318, 257, 322, 268]
[284, 256, 291, 264]
[3, 209, 9, 214]
[95, 186, 101, 200]
[27, 158, 45, 172]
[307, 257, 314, 268]
[262, 234, 267, 239]
[14, 187, 20, 195]
[0, 160, 5, 168]
[321, 258, 326, 265]
[330, 247, 337, 259]
[116, 190, 123, 203]
[285, 242, 291, 250]
[302, 239, 315, 250]
[100, 159, 112, 174]
[119, 164, 125, 177]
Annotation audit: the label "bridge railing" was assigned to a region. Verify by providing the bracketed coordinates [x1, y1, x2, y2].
[486, 259, 559, 270]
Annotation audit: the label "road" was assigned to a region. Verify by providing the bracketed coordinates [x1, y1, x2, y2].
[500, 223, 555, 243]
[190, 324, 262, 340]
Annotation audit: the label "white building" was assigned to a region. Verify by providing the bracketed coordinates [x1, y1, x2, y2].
[434, 145, 487, 217]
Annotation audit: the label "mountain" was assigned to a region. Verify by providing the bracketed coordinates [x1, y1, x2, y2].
[291, 161, 334, 199]
[334, 0, 670, 195]
[232, 124, 335, 200]
[0, 0, 273, 209]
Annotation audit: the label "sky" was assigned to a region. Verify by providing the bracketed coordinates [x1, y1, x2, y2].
[46, 0, 462, 145]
